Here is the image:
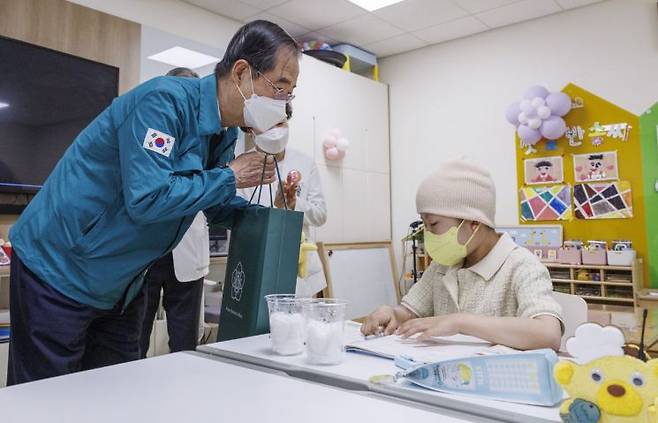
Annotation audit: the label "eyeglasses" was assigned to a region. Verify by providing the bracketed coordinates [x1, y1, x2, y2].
[256, 69, 295, 103]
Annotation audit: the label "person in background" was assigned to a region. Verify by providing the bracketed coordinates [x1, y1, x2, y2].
[139, 67, 208, 357]
[7, 20, 299, 385]
[361, 160, 563, 351]
[238, 104, 328, 297]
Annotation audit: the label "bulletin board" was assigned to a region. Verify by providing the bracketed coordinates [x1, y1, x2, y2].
[639, 104, 658, 287]
[515, 84, 649, 285]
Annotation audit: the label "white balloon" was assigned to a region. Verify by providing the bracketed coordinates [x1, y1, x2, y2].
[519, 99, 532, 114]
[528, 118, 542, 130]
[336, 137, 350, 152]
[537, 106, 551, 119]
[518, 112, 529, 124]
[531, 97, 545, 109]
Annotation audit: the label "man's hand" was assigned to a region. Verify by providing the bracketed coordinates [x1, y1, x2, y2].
[274, 182, 297, 209]
[229, 151, 275, 189]
[397, 314, 461, 341]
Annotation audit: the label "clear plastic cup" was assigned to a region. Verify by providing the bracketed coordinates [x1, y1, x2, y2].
[302, 299, 348, 365]
[265, 294, 305, 356]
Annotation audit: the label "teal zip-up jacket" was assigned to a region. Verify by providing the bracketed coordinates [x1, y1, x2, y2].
[10, 74, 247, 310]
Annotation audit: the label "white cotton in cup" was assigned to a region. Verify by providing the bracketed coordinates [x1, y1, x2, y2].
[306, 320, 344, 365]
[269, 312, 305, 356]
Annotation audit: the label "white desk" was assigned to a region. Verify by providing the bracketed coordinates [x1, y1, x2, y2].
[198, 323, 563, 423]
[0, 351, 482, 423]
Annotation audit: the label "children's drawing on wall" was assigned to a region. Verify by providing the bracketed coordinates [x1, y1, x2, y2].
[573, 181, 633, 219]
[524, 156, 564, 185]
[573, 151, 619, 183]
[519, 184, 572, 221]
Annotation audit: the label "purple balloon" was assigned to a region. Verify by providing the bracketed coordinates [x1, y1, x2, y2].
[518, 124, 542, 145]
[523, 85, 549, 100]
[540, 116, 567, 140]
[505, 102, 521, 125]
[546, 92, 572, 117]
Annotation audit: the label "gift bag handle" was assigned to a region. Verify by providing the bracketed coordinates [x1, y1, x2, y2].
[248, 154, 288, 211]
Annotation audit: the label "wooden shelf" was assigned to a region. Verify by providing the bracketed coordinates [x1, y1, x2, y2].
[547, 258, 641, 308]
[551, 278, 632, 287]
[544, 263, 633, 271]
[581, 295, 635, 303]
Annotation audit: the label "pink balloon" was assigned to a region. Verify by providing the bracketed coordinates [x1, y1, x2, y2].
[505, 102, 521, 125]
[325, 147, 341, 160]
[540, 116, 567, 140]
[517, 124, 542, 145]
[545, 92, 571, 117]
[523, 85, 549, 100]
[323, 136, 337, 148]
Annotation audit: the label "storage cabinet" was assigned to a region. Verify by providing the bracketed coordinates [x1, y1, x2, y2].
[546, 259, 642, 308]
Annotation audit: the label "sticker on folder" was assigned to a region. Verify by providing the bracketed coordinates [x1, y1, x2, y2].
[520, 184, 572, 221]
[574, 181, 632, 219]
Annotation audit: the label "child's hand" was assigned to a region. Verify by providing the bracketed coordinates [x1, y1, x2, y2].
[361, 306, 399, 336]
[397, 314, 460, 341]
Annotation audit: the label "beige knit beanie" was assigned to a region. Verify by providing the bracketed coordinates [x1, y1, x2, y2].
[416, 160, 496, 227]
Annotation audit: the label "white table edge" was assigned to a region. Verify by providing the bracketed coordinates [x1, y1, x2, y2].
[195, 345, 559, 423]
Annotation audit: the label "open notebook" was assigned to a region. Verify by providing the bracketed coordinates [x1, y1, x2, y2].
[346, 333, 517, 363]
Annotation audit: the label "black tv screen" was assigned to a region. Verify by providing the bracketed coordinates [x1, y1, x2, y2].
[0, 36, 119, 193]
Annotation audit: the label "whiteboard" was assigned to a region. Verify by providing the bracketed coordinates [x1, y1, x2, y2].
[319, 242, 398, 320]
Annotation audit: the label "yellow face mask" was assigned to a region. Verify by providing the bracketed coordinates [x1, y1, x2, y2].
[424, 220, 479, 266]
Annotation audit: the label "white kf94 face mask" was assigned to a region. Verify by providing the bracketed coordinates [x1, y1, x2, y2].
[254, 125, 289, 155]
[235, 66, 287, 133]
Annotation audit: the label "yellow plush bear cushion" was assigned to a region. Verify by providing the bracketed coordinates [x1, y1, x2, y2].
[555, 356, 658, 422]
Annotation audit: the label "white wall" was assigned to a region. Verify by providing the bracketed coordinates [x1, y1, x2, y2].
[380, 0, 658, 261]
[286, 56, 391, 243]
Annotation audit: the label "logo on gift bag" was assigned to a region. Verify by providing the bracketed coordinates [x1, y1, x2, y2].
[231, 262, 246, 302]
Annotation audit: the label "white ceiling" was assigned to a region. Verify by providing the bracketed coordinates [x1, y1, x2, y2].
[182, 0, 604, 57]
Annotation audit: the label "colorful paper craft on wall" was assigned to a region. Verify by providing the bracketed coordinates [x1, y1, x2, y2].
[573, 181, 633, 219]
[573, 151, 618, 183]
[520, 184, 572, 221]
[588, 122, 632, 142]
[524, 156, 564, 185]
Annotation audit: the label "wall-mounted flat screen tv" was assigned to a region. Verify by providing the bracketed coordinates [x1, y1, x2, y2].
[0, 36, 119, 193]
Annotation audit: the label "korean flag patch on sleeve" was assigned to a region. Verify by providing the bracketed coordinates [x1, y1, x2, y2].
[143, 128, 175, 157]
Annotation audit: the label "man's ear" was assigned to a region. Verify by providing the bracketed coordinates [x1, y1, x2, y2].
[554, 361, 575, 385]
[231, 59, 250, 85]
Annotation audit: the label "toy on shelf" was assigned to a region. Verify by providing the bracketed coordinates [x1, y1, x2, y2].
[0, 239, 9, 266]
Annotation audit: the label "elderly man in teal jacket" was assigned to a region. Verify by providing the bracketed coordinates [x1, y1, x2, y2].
[7, 20, 299, 385]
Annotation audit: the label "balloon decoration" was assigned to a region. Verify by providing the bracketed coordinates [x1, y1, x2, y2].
[506, 86, 572, 153]
[322, 128, 349, 160]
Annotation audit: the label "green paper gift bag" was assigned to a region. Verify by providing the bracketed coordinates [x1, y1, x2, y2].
[217, 205, 303, 341]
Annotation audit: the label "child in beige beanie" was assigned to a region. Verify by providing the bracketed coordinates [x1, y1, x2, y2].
[362, 160, 563, 351]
